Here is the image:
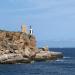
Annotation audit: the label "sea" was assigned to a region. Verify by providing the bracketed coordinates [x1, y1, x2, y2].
[0, 48, 75, 75]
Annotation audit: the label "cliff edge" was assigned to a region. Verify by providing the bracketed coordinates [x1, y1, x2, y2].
[0, 30, 63, 64]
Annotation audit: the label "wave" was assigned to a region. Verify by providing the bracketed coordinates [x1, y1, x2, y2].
[56, 59, 64, 62]
[63, 56, 71, 59]
[55, 56, 71, 62]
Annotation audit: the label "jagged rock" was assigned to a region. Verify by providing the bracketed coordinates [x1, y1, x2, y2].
[34, 51, 63, 61]
[0, 54, 31, 64]
[29, 35, 36, 49]
[22, 47, 31, 57]
[0, 31, 36, 52]
[0, 30, 63, 64]
[49, 51, 63, 59]
[4, 50, 10, 54]
[34, 51, 51, 61]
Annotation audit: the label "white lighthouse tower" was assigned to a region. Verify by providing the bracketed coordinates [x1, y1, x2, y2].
[29, 25, 33, 35]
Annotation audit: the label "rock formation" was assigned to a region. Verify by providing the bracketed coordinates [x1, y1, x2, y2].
[0, 30, 63, 64]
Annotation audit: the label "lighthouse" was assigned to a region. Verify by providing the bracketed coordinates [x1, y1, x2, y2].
[29, 26, 33, 35]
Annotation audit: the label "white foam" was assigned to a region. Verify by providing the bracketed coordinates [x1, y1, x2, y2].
[63, 57, 71, 59]
[56, 59, 64, 62]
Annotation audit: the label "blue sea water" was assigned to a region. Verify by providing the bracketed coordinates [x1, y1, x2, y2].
[0, 48, 75, 75]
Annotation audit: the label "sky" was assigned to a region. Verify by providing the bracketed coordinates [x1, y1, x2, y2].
[0, 0, 75, 47]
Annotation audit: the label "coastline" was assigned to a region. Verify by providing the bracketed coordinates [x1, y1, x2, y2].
[0, 29, 63, 64]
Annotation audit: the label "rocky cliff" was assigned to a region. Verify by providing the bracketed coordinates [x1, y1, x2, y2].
[0, 30, 63, 64]
[0, 31, 36, 54]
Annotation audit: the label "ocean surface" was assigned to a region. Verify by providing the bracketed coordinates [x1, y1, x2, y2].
[0, 48, 75, 75]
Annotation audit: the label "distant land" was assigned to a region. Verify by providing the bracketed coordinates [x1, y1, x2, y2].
[37, 40, 75, 48]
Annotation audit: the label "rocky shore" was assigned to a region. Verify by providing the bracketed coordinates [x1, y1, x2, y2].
[0, 30, 63, 64]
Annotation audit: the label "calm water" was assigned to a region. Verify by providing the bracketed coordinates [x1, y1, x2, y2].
[0, 48, 75, 75]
